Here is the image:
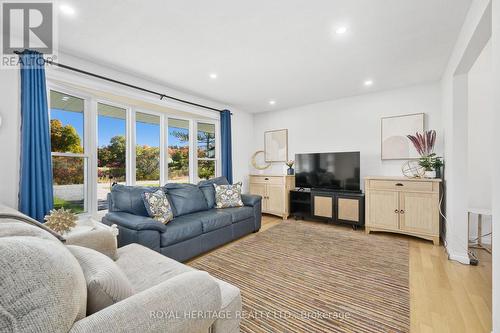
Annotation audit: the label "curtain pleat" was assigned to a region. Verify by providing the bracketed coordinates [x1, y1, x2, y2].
[220, 110, 233, 184]
[18, 51, 53, 222]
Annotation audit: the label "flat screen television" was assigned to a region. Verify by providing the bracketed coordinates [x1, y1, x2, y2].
[295, 152, 360, 192]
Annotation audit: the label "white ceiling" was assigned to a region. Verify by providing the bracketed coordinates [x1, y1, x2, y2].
[57, 0, 471, 113]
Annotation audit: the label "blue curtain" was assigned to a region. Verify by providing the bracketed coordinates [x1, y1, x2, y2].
[18, 51, 53, 222]
[220, 110, 233, 183]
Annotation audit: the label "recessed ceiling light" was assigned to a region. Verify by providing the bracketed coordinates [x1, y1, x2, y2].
[209, 73, 217, 79]
[364, 80, 374, 86]
[60, 4, 76, 16]
[269, 100, 276, 105]
[335, 26, 348, 35]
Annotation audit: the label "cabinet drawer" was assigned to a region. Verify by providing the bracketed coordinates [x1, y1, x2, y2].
[368, 180, 433, 192]
[250, 176, 284, 185]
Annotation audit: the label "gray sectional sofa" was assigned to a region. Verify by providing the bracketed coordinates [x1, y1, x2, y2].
[102, 177, 262, 262]
[0, 204, 242, 333]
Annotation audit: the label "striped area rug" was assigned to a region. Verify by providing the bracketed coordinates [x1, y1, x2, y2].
[190, 221, 409, 333]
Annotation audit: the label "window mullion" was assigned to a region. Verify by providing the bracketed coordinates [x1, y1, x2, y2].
[87, 97, 98, 217]
[126, 108, 136, 185]
[189, 119, 196, 183]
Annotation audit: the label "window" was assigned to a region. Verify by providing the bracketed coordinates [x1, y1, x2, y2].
[97, 103, 127, 210]
[136, 112, 161, 186]
[168, 118, 190, 183]
[49, 90, 87, 214]
[197, 122, 216, 180]
[48, 81, 221, 217]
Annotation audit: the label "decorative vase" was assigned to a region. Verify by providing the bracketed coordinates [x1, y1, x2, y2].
[435, 167, 442, 179]
[424, 170, 436, 179]
[287, 167, 294, 175]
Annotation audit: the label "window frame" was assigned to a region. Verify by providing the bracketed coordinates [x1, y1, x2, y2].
[47, 80, 221, 218]
[134, 108, 165, 187]
[194, 120, 220, 182]
[95, 99, 130, 211]
[47, 84, 93, 215]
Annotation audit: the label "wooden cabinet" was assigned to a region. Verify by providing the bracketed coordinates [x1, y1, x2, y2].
[249, 175, 294, 219]
[365, 177, 441, 245]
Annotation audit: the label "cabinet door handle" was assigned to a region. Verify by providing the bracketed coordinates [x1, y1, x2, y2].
[395, 183, 404, 187]
[394, 209, 399, 214]
[264, 178, 269, 180]
[400, 209, 405, 214]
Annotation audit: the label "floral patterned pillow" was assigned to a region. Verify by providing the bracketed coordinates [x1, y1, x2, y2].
[214, 182, 244, 209]
[141, 189, 174, 224]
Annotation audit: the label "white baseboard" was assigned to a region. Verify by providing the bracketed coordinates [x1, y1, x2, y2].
[447, 251, 470, 264]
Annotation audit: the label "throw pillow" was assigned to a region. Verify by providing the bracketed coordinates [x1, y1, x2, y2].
[67, 245, 135, 315]
[0, 237, 87, 332]
[141, 189, 174, 224]
[214, 182, 244, 209]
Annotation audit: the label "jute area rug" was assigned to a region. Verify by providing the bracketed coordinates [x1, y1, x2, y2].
[190, 221, 410, 333]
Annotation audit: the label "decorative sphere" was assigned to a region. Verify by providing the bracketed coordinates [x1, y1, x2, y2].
[401, 160, 425, 179]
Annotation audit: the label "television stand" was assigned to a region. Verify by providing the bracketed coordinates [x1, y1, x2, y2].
[289, 189, 365, 229]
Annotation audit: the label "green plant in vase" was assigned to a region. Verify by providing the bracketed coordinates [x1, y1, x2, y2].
[407, 130, 443, 179]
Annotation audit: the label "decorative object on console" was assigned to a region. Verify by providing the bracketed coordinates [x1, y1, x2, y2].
[214, 182, 244, 208]
[381, 113, 424, 160]
[251, 150, 271, 170]
[407, 130, 443, 179]
[401, 160, 425, 179]
[44, 207, 78, 235]
[264, 129, 288, 162]
[141, 189, 174, 224]
[286, 160, 295, 175]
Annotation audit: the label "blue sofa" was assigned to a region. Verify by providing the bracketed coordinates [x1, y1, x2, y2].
[102, 177, 262, 262]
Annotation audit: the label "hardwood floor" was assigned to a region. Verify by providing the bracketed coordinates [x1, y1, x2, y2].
[256, 215, 492, 333]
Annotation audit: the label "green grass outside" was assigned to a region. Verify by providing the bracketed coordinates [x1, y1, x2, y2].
[53, 197, 85, 214]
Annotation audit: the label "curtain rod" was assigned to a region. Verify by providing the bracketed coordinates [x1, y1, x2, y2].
[14, 50, 227, 114]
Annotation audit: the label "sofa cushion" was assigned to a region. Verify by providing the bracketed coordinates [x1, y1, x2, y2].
[214, 183, 244, 209]
[181, 209, 232, 233]
[110, 184, 159, 217]
[0, 204, 66, 241]
[68, 245, 135, 315]
[160, 216, 203, 246]
[103, 212, 167, 232]
[0, 219, 61, 243]
[115, 243, 194, 292]
[164, 183, 209, 216]
[220, 206, 254, 223]
[198, 177, 230, 208]
[0, 237, 87, 332]
[141, 189, 174, 224]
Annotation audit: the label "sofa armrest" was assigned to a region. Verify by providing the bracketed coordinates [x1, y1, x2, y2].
[241, 194, 262, 232]
[70, 271, 222, 333]
[241, 194, 261, 207]
[103, 212, 167, 233]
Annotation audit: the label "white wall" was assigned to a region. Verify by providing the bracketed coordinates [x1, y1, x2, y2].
[467, 39, 493, 244]
[491, 0, 499, 330]
[441, 0, 491, 264]
[0, 52, 254, 208]
[251, 82, 442, 189]
[0, 69, 20, 208]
